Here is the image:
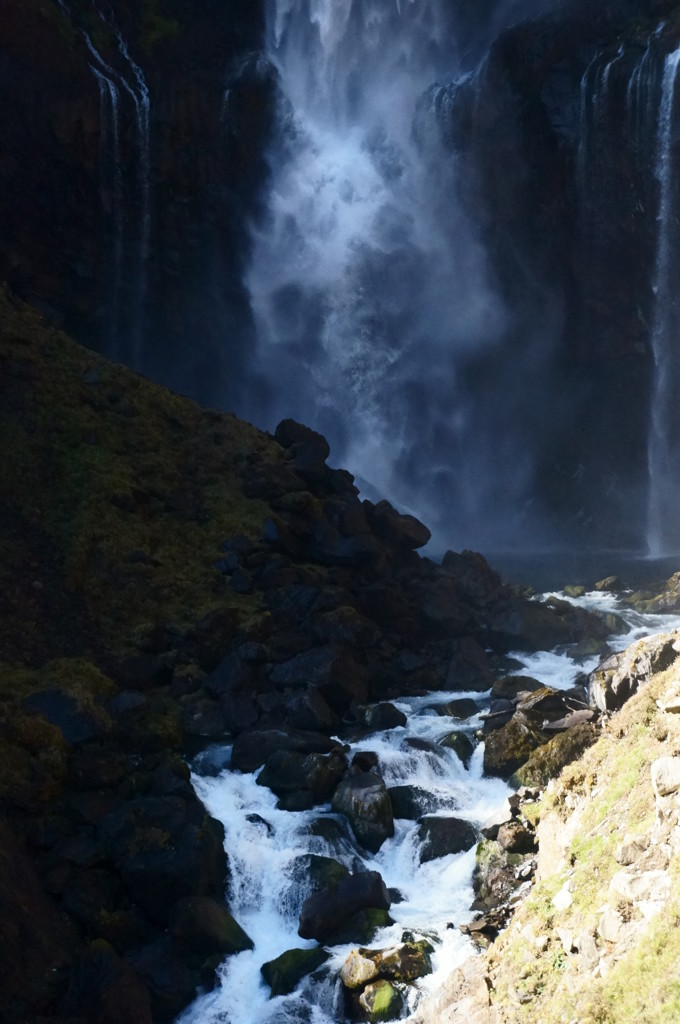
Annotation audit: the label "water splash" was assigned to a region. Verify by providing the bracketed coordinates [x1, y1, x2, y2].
[647, 42, 680, 556]
[246, 0, 520, 549]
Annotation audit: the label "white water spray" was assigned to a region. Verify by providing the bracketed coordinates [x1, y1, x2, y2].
[647, 43, 680, 556]
[246, 0, 515, 547]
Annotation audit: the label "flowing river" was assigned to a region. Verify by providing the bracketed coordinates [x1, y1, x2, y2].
[178, 584, 680, 1024]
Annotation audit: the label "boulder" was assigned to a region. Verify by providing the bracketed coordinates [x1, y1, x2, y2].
[496, 821, 536, 854]
[275, 418, 331, 457]
[298, 871, 391, 943]
[510, 722, 599, 788]
[358, 979, 403, 1022]
[353, 703, 408, 732]
[361, 940, 433, 983]
[651, 756, 680, 798]
[288, 854, 350, 897]
[125, 936, 198, 1021]
[331, 771, 394, 853]
[170, 897, 253, 958]
[482, 715, 547, 779]
[231, 728, 336, 774]
[261, 947, 330, 997]
[340, 949, 380, 989]
[269, 646, 368, 714]
[388, 785, 444, 820]
[325, 908, 393, 945]
[438, 731, 476, 767]
[589, 631, 680, 712]
[480, 698, 515, 733]
[257, 749, 347, 806]
[417, 816, 479, 862]
[430, 697, 480, 719]
[490, 675, 543, 700]
[365, 499, 432, 549]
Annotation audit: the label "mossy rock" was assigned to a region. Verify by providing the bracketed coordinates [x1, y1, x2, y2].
[438, 730, 475, 766]
[510, 722, 600, 788]
[326, 908, 394, 945]
[261, 947, 330, 997]
[482, 715, 547, 779]
[358, 979, 403, 1022]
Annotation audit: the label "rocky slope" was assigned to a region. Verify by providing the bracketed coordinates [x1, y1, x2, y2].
[4, 1, 680, 548]
[410, 628, 680, 1024]
[0, 287, 625, 1022]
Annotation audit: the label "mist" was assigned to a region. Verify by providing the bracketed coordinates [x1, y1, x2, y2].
[241, 0, 570, 552]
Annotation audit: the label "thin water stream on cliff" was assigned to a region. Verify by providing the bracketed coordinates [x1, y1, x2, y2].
[178, 587, 680, 1024]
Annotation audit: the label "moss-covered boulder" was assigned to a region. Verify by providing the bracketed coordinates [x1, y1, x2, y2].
[483, 714, 548, 779]
[261, 947, 330, 997]
[358, 979, 403, 1021]
[510, 722, 600, 788]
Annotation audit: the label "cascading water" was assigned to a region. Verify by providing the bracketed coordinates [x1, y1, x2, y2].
[245, 0, 530, 551]
[177, 592, 680, 1024]
[647, 42, 680, 557]
[89, 66, 124, 348]
[54, 0, 151, 368]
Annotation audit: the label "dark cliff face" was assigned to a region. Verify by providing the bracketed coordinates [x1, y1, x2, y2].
[3, 0, 680, 550]
[0, 0, 271, 406]
[436, 1, 680, 547]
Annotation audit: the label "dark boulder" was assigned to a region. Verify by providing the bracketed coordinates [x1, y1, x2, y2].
[490, 675, 544, 699]
[124, 936, 196, 1022]
[275, 419, 331, 456]
[170, 897, 253, 958]
[365, 499, 432, 549]
[261, 947, 330, 997]
[429, 697, 480, 719]
[298, 870, 391, 943]
[257, 748, 347, 806]
[388, 785, 445, 820]
[288, 854, 351, 898]
[438, 731, 476, 767]
[269, 646, 368, 714]
[231, 728, 337, 774]
[331, 771, 394, 853]
[588, 631, 680, 713]
[352, 703, 408, 732]
[480, 698, 516, 733]
[417, 816, 479, 862]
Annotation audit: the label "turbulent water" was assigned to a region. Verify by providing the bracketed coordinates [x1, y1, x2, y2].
[178, 589, 680, 1024]
[245, 0, 533, 552]
[647, 41, 680, 556]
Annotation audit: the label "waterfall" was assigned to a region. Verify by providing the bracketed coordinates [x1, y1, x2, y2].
[245, 0, 527, 551]
[647, 43, 680, 556]
[54, 0, 151, 368]
[89, 66, 124, 349]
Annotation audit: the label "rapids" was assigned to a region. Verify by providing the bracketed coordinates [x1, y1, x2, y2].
[178, 587, 680, 1024]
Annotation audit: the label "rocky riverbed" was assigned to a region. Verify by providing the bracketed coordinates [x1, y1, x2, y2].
[2, 288, 680, 1023]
